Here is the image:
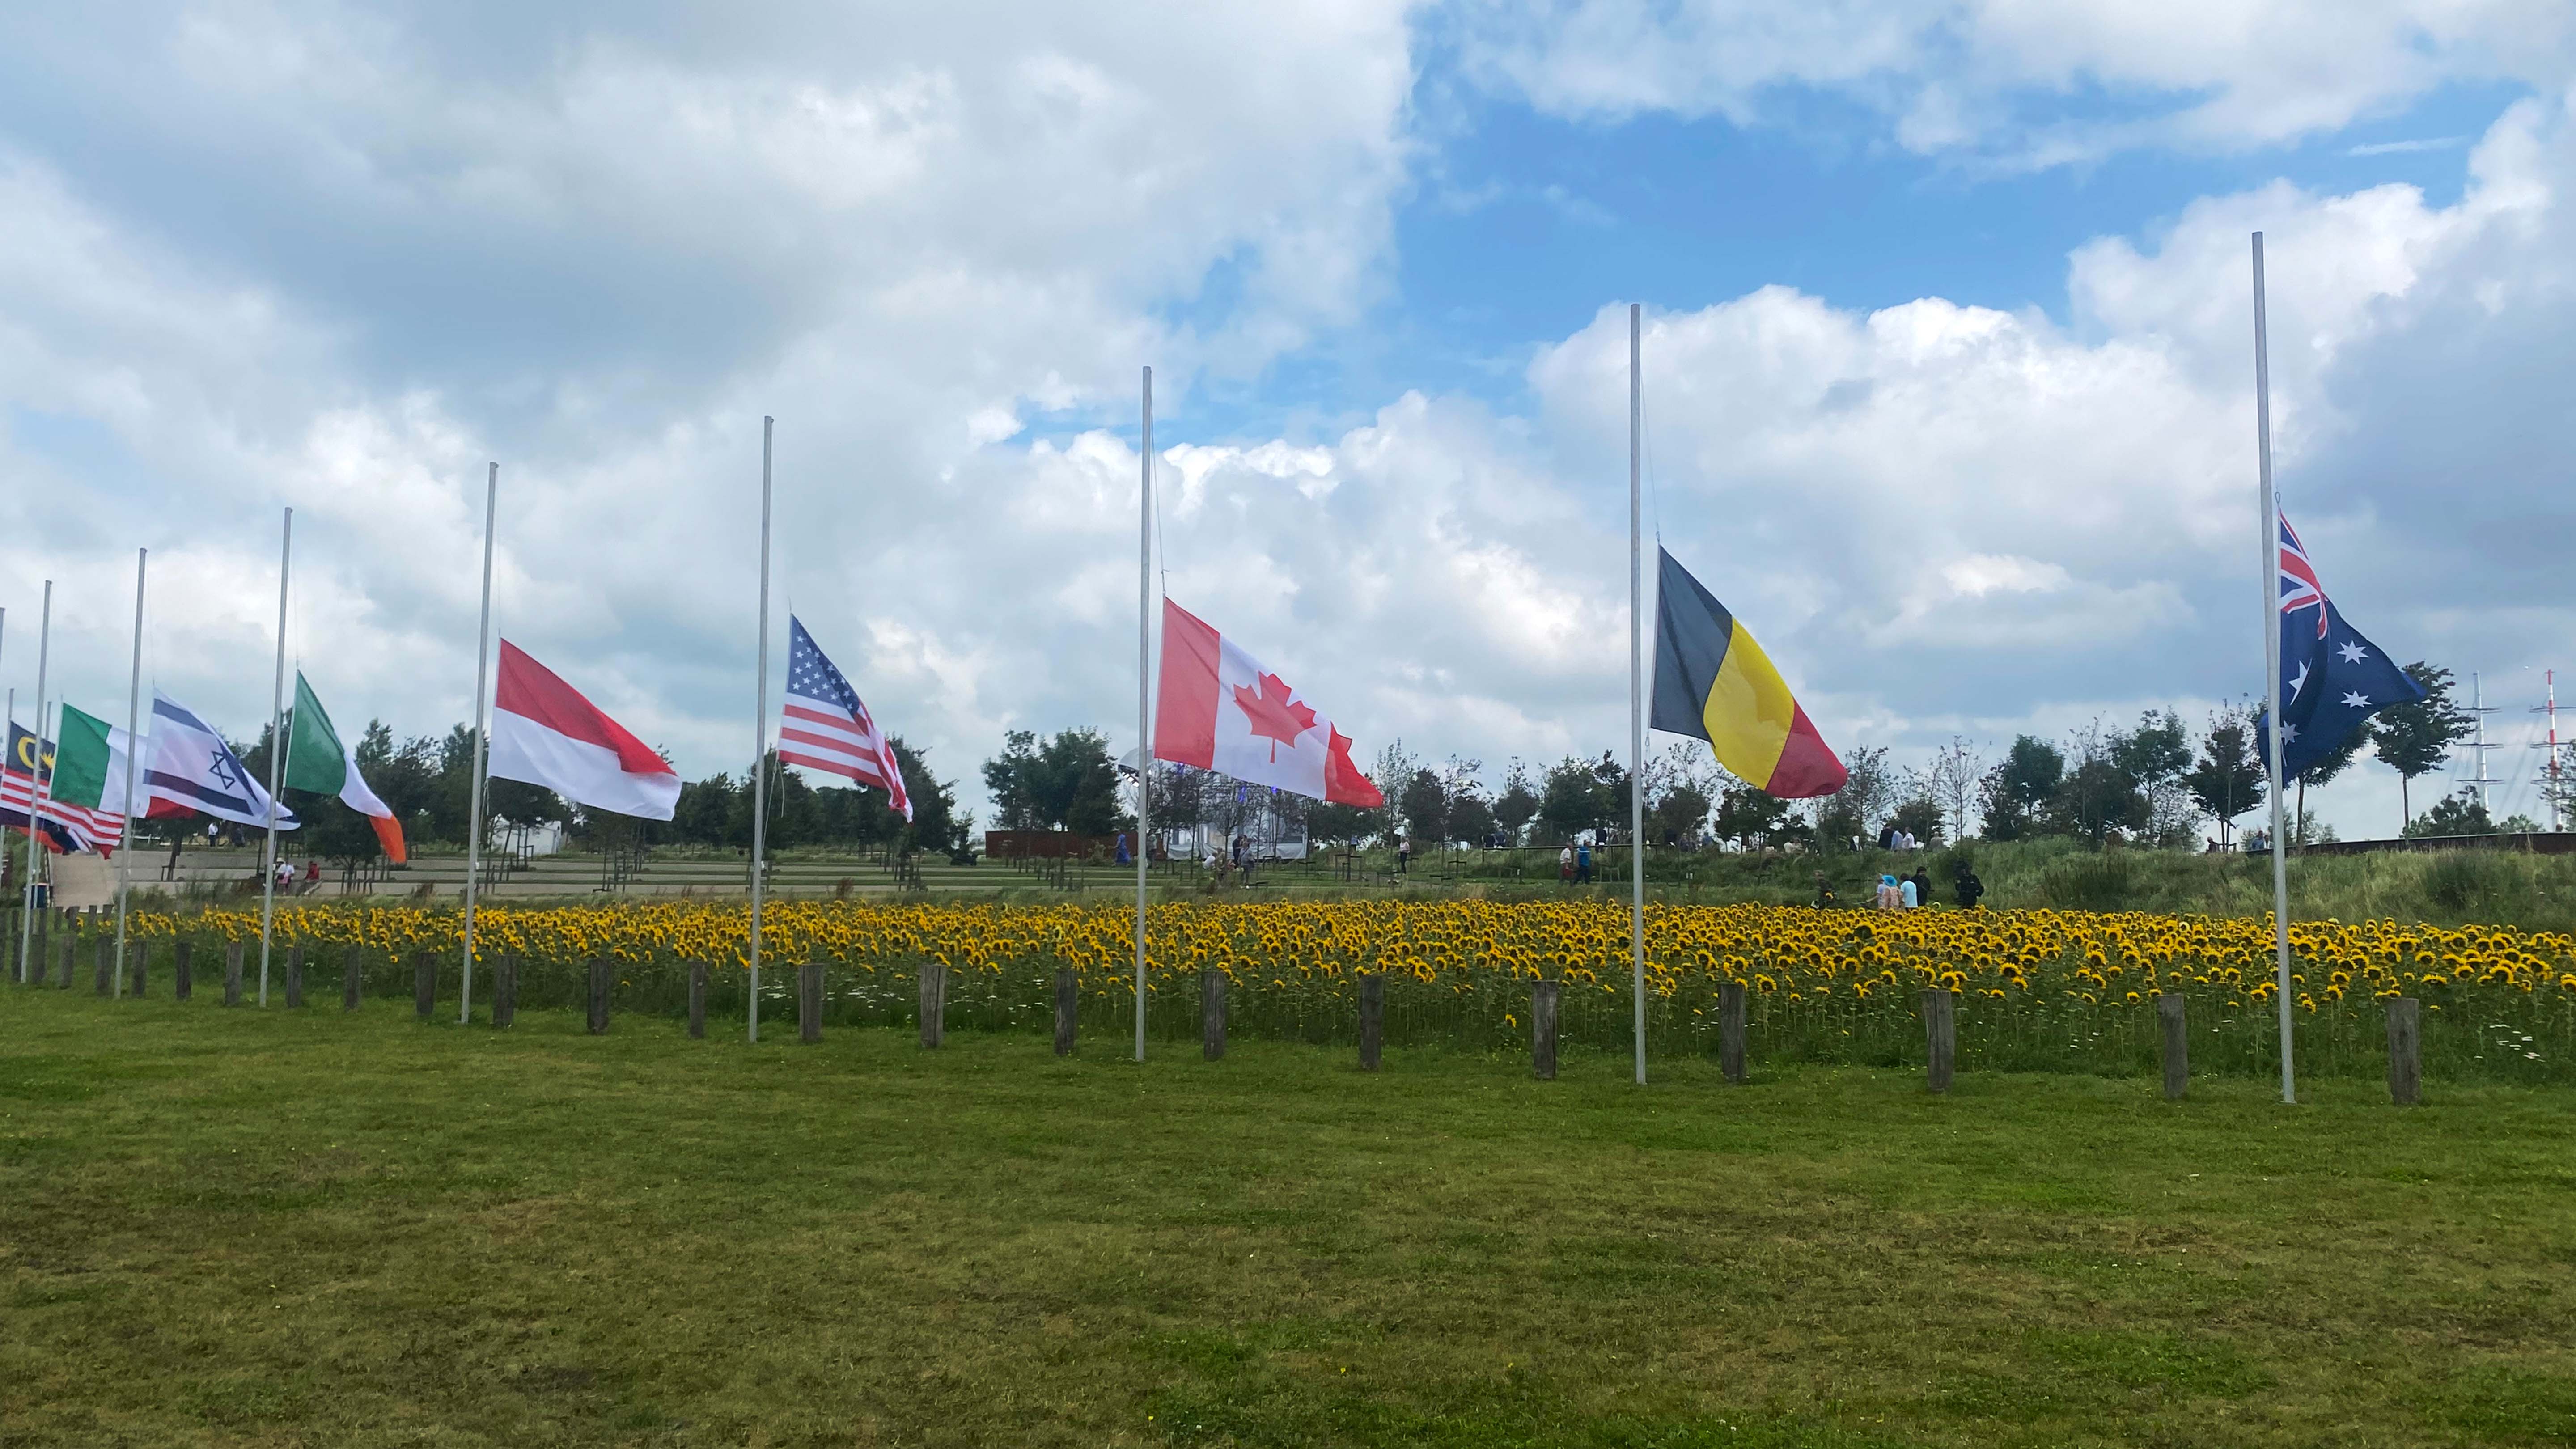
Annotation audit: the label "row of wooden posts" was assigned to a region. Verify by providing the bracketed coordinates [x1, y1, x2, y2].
[14, 928, 2429, 1104]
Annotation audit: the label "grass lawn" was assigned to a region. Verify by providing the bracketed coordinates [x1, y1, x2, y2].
[4, 990, 2575, 1447]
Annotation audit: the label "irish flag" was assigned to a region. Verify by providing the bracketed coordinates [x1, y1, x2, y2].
[285, 674, 407, 863]
[12, 708, 128, 853]
[1152, 600, 1384, 807]
[488, 641, 680, 821]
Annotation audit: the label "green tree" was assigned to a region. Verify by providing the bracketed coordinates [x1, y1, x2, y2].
[981, 729, 1126, 835]
[1976, 736, 2063, 841]
[2184, 708, 2266, 847]
[1888, 796, 1945, 847]
[2402, 788, 2493, 839]
[1712, 786, 1792, 850]
[1492, 758, 1539, 844]
[2373, 662, 2474, 830]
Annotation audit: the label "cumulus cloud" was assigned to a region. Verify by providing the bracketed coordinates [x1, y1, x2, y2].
[2, 7, 2573, 843]
[1445, 0, 2576, 163]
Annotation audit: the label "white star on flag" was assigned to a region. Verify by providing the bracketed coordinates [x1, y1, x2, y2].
[2342, 691, 2371, 708]
[2338, 641, 2369, 664]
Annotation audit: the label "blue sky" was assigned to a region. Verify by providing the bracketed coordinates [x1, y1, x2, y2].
[1, 2, 2572, 839]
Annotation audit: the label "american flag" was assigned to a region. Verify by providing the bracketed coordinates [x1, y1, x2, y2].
[779, 616, 911, 821]
[2277, 513, 2328, 640]
[2, 754, 123, 854]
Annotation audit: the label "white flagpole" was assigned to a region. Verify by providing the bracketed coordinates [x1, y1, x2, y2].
[257, 508, 292, 1006]
[1135, 365, 1152, 1064]
[461, 464, 498, 1023]
[18, 583, 46, 986]
[113, 549, 147, 996]
[748, 416, 775, 1046]
[1628, 303, 1648, 1087]
[2252, 232, 2296, 1106]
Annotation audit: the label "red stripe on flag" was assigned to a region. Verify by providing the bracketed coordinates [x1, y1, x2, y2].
[1153, 599, 1221, 769]
[1763, 704, 1847, 799]
[494, 640, 674, 778]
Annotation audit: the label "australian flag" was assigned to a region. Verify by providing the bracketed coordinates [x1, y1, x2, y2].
[2261, 513, 2425, 780]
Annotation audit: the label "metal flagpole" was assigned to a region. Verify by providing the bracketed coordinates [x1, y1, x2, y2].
[1135, 365, 1153, 1064]
[461, 464, 499, 1023]
[1628, 303, 1648, 1087]
[257, 508, 292, 1006]
[2252, 232, 2296, 1106]
[18, 584, 46, 987]
[113, 549, 147, 996]
[748, 417, 775, 1046]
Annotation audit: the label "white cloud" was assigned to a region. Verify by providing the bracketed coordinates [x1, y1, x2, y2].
[2, 8, 2573, 850]
[1447, 0, 2576, 162]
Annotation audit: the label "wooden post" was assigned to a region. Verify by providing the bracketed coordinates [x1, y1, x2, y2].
[1718, 979, 1747, 1085]
[1201, 967, 1227, 1061]
[93, 937, 113, 996]
[1053, 967, 1077, 1057]
[2387, 996, 2422, 1107]
[174, 940, 193, 1001]
[284, 945, 305, 1009]
[413, 953, 436, 1021]
[340, 949, 360, 1012]
[917, 962, 945, 1049]
[1357, 972, 1384, 1072]
[224, 941, 244, 1007]
[493, 955, 518, 1029]
[58, 935, 75, 989]
[2158, 992, 2188, 1100]
[686, 962, 708, 1040]
[127, 940, 146, 997]
[1922, 988, 1956, 1094]
[585, 957, 610, 1035]
[1531, 979, 1559, 1081]
[798, 955, 822, 1044]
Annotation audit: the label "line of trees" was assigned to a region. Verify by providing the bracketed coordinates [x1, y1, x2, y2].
[200, 654, 2547, 870]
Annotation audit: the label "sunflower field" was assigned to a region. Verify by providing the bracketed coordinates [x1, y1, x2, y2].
[114, 899, 2576, 1082]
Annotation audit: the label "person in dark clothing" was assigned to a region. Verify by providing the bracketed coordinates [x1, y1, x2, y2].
[1813, 871, 1837, 909]
[1953, 866, 1985, 909]
[1909, 867, 1934, 910]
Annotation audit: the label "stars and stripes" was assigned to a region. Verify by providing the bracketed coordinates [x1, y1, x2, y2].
[780, 617, 911, 821]
[2, 726, 123, 854]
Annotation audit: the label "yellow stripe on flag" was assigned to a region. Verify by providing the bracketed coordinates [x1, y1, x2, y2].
[1700, 620, 1797, 787]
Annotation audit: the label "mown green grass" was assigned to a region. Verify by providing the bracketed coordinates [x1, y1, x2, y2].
[4, 988, 2575, 1447]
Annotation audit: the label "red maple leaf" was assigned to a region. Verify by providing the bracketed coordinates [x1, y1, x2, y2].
[1231, 671, 1318, 762]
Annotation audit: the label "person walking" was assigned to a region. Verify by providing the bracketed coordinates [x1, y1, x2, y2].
[1953, 864, 1985, 909]
[1575, 838, 1593, 885]
[1559, 843, 1575, 882]
[1114, 832, 1131, 868]
[1909, 866, 1933, 910]
[1875, 874, 1899, 910]
[1898, 873, 1919, 909]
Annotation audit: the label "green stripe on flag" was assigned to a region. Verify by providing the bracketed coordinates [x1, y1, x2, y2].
[285, 673, 352, 796]
[50, 705, 114, 810]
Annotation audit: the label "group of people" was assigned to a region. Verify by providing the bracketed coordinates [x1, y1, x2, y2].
[1875, 867, 1936, 910]
[1875, 822, 1924, 851]
[1557, 839, 1593, 884]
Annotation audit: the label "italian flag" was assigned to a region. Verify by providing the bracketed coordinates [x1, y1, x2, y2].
[285, 673, 407, 863]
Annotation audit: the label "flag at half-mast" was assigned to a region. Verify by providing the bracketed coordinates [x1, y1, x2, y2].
[3, 715, 127, 853]
[285, 673, 407, 862]
[487, 641, 681, 821]
[779, 617, 911, 821]
[2261, 512, 2425, 780]
[143, 693, 299, 829]
[1650, 547, 1846, 798]
[1152, 599, 1385, 807]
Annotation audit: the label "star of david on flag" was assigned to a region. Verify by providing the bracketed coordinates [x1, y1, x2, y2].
[2258, 513, 2426, 781]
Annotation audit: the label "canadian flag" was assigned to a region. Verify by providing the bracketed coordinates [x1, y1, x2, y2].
[1152, 600, 1385, 807]
[487, 641, 682, 821]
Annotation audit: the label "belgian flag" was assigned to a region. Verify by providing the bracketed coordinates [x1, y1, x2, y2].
[1650, 548, 1847, 798]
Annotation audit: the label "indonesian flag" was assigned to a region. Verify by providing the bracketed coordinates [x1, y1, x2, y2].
[488, 641, 681, 821]
[1152, 599, 1384, 807]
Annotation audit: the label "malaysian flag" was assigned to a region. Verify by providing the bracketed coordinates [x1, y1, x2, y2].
[3, 724, 123, 854]
[779, 616, 911, 821]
